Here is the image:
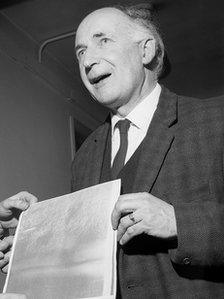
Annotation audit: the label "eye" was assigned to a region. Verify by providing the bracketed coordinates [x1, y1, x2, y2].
[101, 38, 109, 45]
[76, 49, 85, 60]
[79, 50, 85, 56]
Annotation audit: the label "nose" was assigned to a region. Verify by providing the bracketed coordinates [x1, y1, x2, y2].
[83, 49, 100, 73]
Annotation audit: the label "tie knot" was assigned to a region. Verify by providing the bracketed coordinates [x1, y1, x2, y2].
[116, 119, 131, 135]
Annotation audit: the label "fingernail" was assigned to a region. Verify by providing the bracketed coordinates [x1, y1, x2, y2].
[4, 256, 9, 262]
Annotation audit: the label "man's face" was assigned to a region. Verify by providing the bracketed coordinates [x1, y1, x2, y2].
[75, 8, 148, 111]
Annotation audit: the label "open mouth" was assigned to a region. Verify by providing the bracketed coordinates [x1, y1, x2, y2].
[89, 73, 111, 85]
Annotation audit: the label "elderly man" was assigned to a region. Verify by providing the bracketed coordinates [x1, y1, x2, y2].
[1, 3, 224, 298]
[72, 3, 224, 299]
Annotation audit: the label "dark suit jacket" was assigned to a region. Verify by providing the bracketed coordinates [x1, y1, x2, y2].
[71, 87, 224, 298]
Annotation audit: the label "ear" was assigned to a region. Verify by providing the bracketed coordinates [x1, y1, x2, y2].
[141, 38, 156, 65]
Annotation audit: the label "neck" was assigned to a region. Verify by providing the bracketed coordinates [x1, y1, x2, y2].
[113, 81, 157, 117]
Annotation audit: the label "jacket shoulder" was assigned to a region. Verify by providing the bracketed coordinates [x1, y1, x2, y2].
[178, 94, 224, 119]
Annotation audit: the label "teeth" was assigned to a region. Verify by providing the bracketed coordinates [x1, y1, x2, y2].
[90, 73, 111, 84]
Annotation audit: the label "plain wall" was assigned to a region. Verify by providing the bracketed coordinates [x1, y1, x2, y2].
[0, 52, 74, 200]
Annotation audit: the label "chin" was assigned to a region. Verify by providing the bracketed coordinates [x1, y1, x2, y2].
[93, 94, 118, 109]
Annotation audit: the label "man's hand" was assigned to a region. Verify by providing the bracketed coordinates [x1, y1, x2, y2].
[0, 192, 37, 273]
[111, 192, 177, 245]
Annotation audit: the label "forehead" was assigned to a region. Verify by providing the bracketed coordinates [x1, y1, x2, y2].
[75, 8, 132, 44]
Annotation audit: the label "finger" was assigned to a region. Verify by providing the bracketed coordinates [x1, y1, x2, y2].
[0, 251, 4, 259]
[0, 250, 11, 274]
[0, 256, 10, 273]
[0, 236, 14, 252]
[1, 264, 8, 274]
[117, 213, 141, 241]
[0, 218, 19, 231]
[5, 191, 38, 209]
[119, 222, 144, 245]
[0, 192, 38, 218]
[111, 193, 147, 230]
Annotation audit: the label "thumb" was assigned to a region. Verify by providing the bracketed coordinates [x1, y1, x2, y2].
[0, 192, 37, 218]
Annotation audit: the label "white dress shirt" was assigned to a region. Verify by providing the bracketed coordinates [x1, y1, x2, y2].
[111, 83, 161, 166]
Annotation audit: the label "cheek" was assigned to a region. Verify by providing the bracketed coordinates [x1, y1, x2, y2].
[79, 66, 85, 81]
[79, 68, 90, 88]
[116, 50, 143, 76]
[80, 75, 94, 96]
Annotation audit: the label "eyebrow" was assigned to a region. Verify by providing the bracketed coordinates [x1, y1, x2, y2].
[93, 32, 106, 38]
[75, 44, 85, 53]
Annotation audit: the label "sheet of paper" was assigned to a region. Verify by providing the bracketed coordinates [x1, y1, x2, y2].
[4, 180, 120, 299]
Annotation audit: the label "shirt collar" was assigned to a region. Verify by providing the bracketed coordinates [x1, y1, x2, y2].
[111, 83, 161, 133]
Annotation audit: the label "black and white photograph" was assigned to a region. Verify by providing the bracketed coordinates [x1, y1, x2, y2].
[0, 0, 223, 298]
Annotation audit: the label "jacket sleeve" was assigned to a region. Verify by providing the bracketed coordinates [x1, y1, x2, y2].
[169, 97, 224, 267]
[170, 175, 224, 267]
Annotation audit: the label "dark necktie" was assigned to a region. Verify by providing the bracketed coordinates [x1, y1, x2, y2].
[111, 119, 130, 179]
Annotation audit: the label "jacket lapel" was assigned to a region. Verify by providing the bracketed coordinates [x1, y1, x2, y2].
[91, 120, 111, 185]
[77, 119, 110, 189]
[120, 87, 178, 193]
